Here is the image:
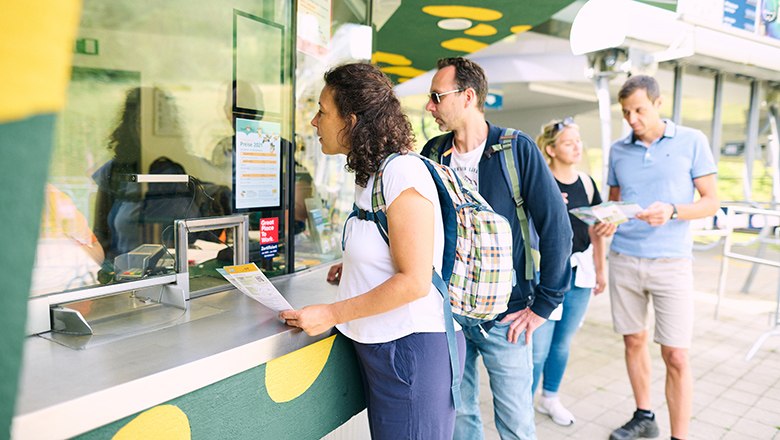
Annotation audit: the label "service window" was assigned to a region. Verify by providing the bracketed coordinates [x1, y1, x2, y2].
[32, 0, 294, 298]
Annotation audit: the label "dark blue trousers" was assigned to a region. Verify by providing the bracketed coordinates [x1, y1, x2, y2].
[351, 331, 466, 440]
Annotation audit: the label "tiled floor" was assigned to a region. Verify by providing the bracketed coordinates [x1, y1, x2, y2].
[477, 246, 780, 440]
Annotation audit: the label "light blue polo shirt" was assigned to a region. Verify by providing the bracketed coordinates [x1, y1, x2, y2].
[607, 120, 717, 258]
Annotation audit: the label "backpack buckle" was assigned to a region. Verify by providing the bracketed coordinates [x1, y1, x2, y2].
[356, 209, 372, 220]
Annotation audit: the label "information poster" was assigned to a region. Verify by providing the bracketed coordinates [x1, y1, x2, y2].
[235, 117, 282, 209]
[761, 0, 780, 39]
[723, 0, 758, 32]
[297, 0, 331, 57]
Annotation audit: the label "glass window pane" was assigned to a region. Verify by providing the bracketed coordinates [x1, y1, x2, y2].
[32, 0, 293, 297]
[292, 0, 370, 272]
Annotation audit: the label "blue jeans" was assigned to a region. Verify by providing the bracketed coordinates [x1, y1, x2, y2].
[532, 275, 592, 395]
[453, 321, 535, 440]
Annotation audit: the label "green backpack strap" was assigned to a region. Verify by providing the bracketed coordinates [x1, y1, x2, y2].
[424, 134, 451, 163]
[490, 128, 536, 281]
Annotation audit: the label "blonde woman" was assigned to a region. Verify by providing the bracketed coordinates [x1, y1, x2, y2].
[531, 118, 609, 425]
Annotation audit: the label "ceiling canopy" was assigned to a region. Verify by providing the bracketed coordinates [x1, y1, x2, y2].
[372, 1, 579, 83]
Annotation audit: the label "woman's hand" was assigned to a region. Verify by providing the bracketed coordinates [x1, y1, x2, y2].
[593, 268, 607, 295]
[592, 221, 617, 237]
[280, 304, 338, 336]
[327, 263, 343, 285]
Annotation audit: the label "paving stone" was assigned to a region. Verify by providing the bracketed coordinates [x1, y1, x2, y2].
[730, 418, 780, 439]
[696, 406, 741, 429]
[689, 419, 728, 440]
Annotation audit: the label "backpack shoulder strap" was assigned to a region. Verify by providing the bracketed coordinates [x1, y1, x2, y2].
[489, 128, 535, 281]
[368, 152, 406, 245]
[424, 134, 452, 164]
[369, 152, 463, 410]
[577, 171, 595, 204]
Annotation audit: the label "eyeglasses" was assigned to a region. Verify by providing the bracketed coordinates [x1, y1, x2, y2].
[551, 116, 575, 135]
[429, 88, 463, 104]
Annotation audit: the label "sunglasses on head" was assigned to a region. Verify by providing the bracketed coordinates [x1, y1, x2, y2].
[551, 116, 575, 134]
[429, 88, 463, 104]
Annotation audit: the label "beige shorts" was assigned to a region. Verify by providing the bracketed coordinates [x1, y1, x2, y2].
[608, 251, 694, 348]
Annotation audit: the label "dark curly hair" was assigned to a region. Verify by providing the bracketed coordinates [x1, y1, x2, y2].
[323, 63, 414, 187]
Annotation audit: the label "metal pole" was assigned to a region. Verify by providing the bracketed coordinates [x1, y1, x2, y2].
[711, 72, 724, 163]
[768, 104, 780, 208]
[672, 64, 683, 124]
[715, 207, 733, 320]
[594, 74, 613, 196]
[745, 79, 761, 201]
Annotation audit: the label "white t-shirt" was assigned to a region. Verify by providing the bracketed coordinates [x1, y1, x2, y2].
[336, 155, 452, 344]
[448, 139, 486, 191]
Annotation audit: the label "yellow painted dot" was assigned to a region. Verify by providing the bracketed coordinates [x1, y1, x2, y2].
[510, 25, 532, 34]
[380, 66, 427, 78]
[112, 405, 190, 440]
[465, 24, 497, 37]
[372, 51, 412, 66]
[441, 38, 488, 53]
[422, 6, 502, 21]
[265, 335, 336, 403]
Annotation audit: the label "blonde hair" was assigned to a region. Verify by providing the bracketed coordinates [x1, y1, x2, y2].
[536, 118, 579, 163]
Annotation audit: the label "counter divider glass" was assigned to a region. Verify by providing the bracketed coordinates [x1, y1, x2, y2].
[27, 215, 250, 348]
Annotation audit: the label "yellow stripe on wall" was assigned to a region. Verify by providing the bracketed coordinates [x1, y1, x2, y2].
[0, 1, 82, 123]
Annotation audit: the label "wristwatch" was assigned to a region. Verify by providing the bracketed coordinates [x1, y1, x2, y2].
[670, 204, 678, 220]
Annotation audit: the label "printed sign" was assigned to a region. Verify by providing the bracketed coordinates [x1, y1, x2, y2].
[260, 217, 279, 244]
[235, 117, 282, 210]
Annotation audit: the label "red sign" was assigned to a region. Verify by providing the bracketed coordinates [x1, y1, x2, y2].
[260, 218, 278, 244]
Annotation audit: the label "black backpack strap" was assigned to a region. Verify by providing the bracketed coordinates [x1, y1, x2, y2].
[341, 203, 381, 251]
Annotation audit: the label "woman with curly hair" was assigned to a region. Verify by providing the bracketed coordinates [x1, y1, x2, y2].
[281, 63, 465, 439]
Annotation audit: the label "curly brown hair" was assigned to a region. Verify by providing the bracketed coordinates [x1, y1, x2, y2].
[323, 63, 414, 187]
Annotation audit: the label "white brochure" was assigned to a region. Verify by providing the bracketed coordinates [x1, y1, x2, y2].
[217, 263, 293, 313]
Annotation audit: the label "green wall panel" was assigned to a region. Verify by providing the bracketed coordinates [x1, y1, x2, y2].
[78, 334, 365, 439]
[0, 114, 55, 439]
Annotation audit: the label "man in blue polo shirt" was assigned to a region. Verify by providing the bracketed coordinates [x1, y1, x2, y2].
[605, 75, 719, 440]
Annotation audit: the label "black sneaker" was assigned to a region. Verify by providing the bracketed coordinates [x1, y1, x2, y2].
[609, 411, 660, 440]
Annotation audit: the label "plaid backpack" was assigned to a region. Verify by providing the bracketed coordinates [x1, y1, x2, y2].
[343, 152, 515, 408]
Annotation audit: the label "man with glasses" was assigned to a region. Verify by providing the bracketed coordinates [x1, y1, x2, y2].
[421, 57, 573, 440]
[604, 75, 718, 440]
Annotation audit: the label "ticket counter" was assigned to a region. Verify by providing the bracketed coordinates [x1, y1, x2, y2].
[14, 265, 365, 439]
[12, 0, 371, 438]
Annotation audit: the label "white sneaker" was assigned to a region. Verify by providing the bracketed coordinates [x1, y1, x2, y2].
[535, 395, 575, 426]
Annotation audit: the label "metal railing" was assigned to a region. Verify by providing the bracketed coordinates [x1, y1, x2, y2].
[715, 206, 780, 360]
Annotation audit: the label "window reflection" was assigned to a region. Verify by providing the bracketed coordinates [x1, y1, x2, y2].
[292, 0, 371, 272]
[31, 0, 293, 297]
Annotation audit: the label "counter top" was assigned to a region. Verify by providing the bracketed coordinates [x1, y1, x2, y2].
[13, 264, 339, 439]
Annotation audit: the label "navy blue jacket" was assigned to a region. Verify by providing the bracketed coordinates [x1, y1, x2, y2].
[421, 122, 572, 321]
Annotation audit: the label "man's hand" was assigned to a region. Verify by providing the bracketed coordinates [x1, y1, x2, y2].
[280, 304, 337, 336]
[327, 263, 343, 285]
[592, 222, 617, 237]
[635, 201, 674, 226]
[499, 307, 547, 344]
